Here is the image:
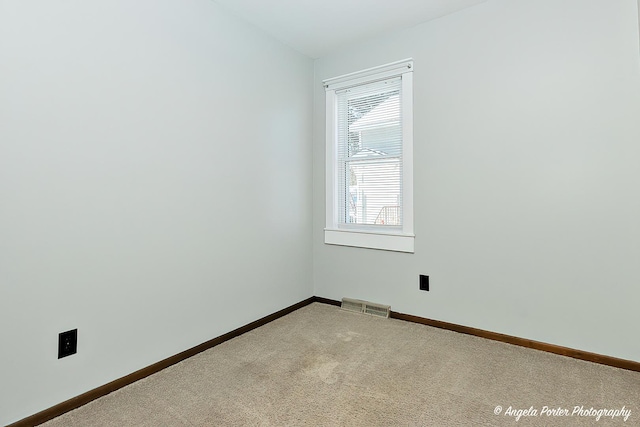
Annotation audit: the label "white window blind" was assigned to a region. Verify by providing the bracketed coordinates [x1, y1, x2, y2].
[336, 78, 402, 227]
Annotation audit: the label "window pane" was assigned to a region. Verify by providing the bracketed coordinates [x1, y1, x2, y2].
[346, 158, 402, 225]
[337, 78, 402, 226]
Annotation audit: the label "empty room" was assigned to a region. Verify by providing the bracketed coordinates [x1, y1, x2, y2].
[1, 0, 640, 425]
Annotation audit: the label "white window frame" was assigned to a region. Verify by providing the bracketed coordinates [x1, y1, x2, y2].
[323, 59, 414, 253]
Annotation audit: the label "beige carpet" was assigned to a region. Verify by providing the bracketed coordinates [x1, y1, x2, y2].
[41, 303, 639, 426]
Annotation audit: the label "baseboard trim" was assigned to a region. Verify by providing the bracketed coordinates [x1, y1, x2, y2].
[391, 310, 640, 372]
[8, 297, 316, 427]
[314, 297, 640, 373]
[11, 295, 639, 426]
[313, 296, 341, 307]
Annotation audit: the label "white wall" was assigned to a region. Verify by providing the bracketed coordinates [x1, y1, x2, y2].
[314, 0, 640, 362]
[0, 0, 313, 424]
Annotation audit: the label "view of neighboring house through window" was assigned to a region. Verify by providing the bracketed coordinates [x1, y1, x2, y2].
[324, 59, 414, 253]
[338, 78, 402, 227]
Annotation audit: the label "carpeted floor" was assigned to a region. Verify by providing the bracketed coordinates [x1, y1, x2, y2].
[41, 302, 639, 426]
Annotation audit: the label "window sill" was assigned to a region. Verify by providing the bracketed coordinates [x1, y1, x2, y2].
[324, 228, 414, 253]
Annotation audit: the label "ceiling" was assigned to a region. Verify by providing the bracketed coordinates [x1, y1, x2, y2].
[212, 0, 488, 58]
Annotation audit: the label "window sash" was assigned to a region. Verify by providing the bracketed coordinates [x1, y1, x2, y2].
[336, 78, 403, 228]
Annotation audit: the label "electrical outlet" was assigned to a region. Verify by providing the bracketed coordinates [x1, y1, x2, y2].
[58, 329, 77, 359]
[419, 275, 429, 291]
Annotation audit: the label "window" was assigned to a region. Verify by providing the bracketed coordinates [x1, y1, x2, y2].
[324, 59, 414, 252]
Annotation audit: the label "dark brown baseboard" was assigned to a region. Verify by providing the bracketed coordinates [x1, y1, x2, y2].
[8, 297, 316, 427]
[320, 297, 640, 373]
[389, 310, 640, 373]
[11, 295, 639, 426]
[312, 296, 341, 307]
[313, 297, 640, 373]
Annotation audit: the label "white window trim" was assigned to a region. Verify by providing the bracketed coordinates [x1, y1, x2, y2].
[323, 59, 414, 253]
